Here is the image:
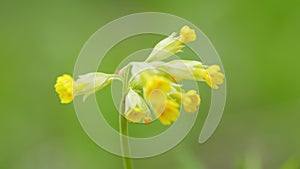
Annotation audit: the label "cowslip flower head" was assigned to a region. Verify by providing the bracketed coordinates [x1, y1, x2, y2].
[54, 72, 119, 103]
[55, 25, 224, 128]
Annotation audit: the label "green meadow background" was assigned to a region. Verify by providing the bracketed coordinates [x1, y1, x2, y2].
[1, 0, 300, 168]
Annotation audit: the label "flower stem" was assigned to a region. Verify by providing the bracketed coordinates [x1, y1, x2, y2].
[119, 94, 133, 169]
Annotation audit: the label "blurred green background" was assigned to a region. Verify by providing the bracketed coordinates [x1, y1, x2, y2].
[1, 0, 300, 168]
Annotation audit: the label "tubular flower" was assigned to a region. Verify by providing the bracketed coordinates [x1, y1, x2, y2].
[156, 100, 180, 125]
[180, 25, 196, 43]
[54, 72, 119, 103]
[55, 74, 74, 103]
[145, 25, 196, 62]
[182, 90, 201, 113]
[156, 60, 224, 89]
[202, 65, 224, 89]
[125, 89, 150, 123]
[157, 60, 204, 81]
[74, 72, 118, 100]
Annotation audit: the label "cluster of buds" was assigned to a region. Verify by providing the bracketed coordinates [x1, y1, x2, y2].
[54, 25, 224, 125]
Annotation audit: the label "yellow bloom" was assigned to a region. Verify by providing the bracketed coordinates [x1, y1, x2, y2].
[202, 65, 224, 89]
[157, 60, 204, 81]
[180, 25, 196, 43]
[145, 33, 184, 62]
[157, 60, 224, 89]
[157, 100, 180, 125]
[145, 25, 196, 62]
[54, 74, 74, 104]
[182, 90, 201, 113]
[125, 89, 149, 123]
[54, 72, 119, 103]
[143, 75, 172, 99]
[74, 72, 117, 100]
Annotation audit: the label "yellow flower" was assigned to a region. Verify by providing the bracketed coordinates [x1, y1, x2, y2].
[145, 33, 184, 62]
[145, 25, 196, 62]
[125, 89, 149, 123]
[202, 65, 224, 89]
[157, 60, 204, 81]
[157, 60, 224, 89]
[182, 90, 201, 113]
[157, 100, 180, 125]
[143, 75, 172, 99]
[54, 74, 74, 104]
[74, 72, 118, 100]
[180, 25, 196, 43]
[54, 72, 119, 103]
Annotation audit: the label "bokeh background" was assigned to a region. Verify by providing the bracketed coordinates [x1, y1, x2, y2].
[1, 0, 300, 168]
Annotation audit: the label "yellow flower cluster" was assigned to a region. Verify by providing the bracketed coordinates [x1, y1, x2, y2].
[124, 70, 201, 125]
[144, 74, 179, 125]
[55, 25, 224, 127]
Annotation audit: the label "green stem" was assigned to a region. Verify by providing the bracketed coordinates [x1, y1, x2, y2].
[119, 94, 133, 169]
[119, 63, 133, 169]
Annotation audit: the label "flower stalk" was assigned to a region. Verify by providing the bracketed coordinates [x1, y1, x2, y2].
[119, 95, 133, 169]
[119, 64, 133, 169]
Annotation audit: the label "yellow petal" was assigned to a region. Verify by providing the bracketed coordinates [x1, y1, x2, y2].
[180, 25, 196, 43]
[54, 74, 74, 104]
